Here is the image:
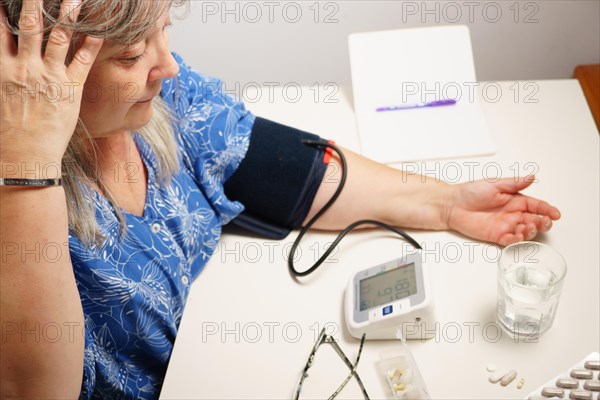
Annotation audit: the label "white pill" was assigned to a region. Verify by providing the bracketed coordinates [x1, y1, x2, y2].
[489, 372, 504, 384]
[487, 364, 497, 373]
[500, 370, 518, 386]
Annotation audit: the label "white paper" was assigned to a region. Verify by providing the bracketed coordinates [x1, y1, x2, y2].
[349, 25, 496, 163]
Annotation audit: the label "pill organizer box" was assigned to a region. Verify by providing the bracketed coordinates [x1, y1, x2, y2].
[376, 341, 430, 400]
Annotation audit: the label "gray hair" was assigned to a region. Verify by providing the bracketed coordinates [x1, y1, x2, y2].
[2, 0, 189, 246]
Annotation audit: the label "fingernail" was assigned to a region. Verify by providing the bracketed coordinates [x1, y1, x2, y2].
[544, 219, 551, 229]
[530, 227, 537, 237]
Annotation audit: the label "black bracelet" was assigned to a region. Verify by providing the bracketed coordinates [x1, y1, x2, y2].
[0, 178, 62, 187]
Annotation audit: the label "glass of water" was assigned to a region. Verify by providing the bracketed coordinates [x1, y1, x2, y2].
[497, 241, 567, 339]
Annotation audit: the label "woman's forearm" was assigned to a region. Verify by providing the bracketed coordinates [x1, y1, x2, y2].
[305, 146, 452, 231]
[0, 163, 84, 398]
[305, 145, 561, 247]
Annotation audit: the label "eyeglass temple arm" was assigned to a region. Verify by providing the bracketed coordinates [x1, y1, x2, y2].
[293, 330, 328, 400]
[326, 334, 370, 400]
[293, 330, 370, 400]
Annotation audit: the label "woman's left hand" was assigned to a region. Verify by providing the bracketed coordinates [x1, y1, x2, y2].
[444, 175, 561, 246]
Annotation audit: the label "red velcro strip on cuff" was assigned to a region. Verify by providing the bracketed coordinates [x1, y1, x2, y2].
[323, 140, 335, 164]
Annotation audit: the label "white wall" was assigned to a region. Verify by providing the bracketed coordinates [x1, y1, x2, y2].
[169, 1, 600, 87]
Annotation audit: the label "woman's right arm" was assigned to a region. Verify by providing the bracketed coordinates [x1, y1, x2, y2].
[0, 1, 102, 397]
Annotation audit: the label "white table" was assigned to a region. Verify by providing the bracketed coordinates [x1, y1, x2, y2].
[160, 81, 599, 399]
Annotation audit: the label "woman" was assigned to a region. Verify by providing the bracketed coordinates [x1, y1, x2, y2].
[0, 0, 561, 398]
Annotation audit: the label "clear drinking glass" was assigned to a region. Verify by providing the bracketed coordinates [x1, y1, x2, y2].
[497, 241, 567, 339]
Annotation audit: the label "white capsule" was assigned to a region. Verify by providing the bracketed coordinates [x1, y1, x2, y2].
[393, 383, 406, 392]
[393, 368, 404, 382]
[487, 363, 497, 373]
[399, 368, 414, 384]
[395, 383, 416, 399]
[500, 370, 517, 386]
[388, 368, 404, 383]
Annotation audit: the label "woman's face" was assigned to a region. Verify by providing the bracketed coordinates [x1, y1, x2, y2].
[79, 12, 179, 138]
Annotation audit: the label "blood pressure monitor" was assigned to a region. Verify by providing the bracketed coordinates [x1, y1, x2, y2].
[344, 253, 436, 340]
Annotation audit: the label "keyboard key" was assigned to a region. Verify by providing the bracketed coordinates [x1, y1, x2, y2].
[542, 387, 565, 397]
[583, 380, 600, 391]
[572, 370, 595, 380]
[569, 390, 593, 399]
[557, 379, 581, 389]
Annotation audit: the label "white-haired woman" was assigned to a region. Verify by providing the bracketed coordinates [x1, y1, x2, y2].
[0, 0, 560, 398]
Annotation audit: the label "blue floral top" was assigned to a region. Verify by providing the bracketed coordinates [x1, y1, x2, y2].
[70, 53, 255, 399]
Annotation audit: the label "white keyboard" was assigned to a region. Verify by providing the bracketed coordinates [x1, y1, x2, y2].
[525, 352, 600, 399]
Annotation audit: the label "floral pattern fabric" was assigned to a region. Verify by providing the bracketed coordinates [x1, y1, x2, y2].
[71, 53, 254, 399]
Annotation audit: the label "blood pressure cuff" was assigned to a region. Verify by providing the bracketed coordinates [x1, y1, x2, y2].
[223, 117, 332, 239]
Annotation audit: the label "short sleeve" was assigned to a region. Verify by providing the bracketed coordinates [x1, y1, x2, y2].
[160, 52, 255, 224]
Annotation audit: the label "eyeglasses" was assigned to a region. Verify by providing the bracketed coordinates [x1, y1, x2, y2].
[293, 327, 370, 400]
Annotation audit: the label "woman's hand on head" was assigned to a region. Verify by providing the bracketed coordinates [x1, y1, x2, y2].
[0, 0, 103, 164]
[443, 176, 561, 247]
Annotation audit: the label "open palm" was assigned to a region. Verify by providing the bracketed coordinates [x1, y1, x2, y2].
[446, 176, 561, 246]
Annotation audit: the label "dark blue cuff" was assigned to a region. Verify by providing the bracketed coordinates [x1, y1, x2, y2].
[223, 117, 329, 239]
